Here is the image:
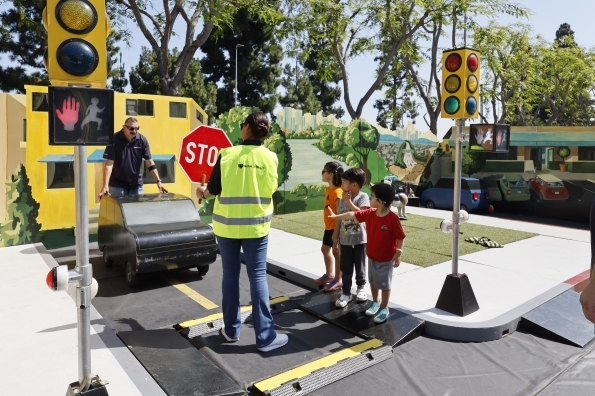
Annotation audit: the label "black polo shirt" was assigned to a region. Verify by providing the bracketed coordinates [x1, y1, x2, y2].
[103, 130, 152, 188]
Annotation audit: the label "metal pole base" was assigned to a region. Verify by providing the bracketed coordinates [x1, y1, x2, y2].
[65, 378, 109, 396]
[435, 273, 479, 317]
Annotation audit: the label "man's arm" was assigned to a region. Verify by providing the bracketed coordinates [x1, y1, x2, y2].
[99, 159, 114, 198]
[145, 159, 168, 194]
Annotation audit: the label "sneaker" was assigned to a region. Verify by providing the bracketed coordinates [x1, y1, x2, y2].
[257, 333, 288, 353]
[323, 280, 343, 292]
[335, 293, 352, 308]
[314, 274, 334, 284]
[220, 327, 239, 342]
[365, 301, 381, 316]
[374, 308, 390, 324]
[356, 287, 367, 302]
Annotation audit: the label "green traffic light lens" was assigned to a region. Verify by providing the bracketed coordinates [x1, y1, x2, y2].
[56, 0, 97, 34]
[466, 97, 477, 115]
[444, 96, 460, 115]
[467, 75, 478, 93]
[56, 39, 99, 76]
[445, 75, 461, 93]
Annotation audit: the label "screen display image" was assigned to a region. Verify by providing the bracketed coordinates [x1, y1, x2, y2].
[49, 86, 114, 146]
[469, 124, 510, 153]
[494, 124, 510, 152]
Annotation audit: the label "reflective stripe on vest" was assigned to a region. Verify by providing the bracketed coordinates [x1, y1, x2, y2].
[212, 145, 278, 239]
[212, 213, 274, 226]
[218, 196, 272, 205]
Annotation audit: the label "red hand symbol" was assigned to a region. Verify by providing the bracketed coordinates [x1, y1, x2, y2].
[55, 96, 80, 131]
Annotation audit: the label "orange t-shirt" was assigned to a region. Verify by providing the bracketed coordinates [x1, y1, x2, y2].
[324, 186, 343, 230]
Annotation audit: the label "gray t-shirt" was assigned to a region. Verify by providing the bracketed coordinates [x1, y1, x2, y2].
[337, 192, 370, 245]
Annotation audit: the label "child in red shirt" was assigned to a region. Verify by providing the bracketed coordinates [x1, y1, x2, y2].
[327, 183, 405, 323]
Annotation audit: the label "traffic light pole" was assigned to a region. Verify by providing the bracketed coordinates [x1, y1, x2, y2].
[74, 146, 92, 390]
[435, 118, 480, 316]
[451, 119, 464, 275]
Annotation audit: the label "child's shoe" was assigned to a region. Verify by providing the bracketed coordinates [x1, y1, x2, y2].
[314, 274, 334, 284]
[323, 280, 342, 292]
[374, 308, 390, 323]
[356, 286, 367, 302]
[365, 301, 381, 316]
[335, 293, 352, 308]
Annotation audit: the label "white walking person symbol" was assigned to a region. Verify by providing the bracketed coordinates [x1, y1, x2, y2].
[80, 97, 105, 130]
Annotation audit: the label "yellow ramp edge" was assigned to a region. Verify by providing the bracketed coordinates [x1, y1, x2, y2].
[254, 338, 384, 392]
[178, 296, 290, 328]
[167, 278, 219, 310]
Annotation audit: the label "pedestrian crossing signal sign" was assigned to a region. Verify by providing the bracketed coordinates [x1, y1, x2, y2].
[48, 86, 114, 146]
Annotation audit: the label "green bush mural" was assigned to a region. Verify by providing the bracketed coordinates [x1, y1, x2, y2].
[0, 164, 41, 247]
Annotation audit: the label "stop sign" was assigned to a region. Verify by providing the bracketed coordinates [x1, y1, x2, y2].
[179, 125, 233, 183]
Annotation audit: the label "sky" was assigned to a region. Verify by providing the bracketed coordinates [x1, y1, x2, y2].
[2, 0, 594, 138]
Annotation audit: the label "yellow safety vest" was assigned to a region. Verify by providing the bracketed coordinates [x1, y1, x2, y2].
[212, 144, 278, 239]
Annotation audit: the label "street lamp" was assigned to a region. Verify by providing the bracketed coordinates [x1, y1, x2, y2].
[235, 44, 244, 107]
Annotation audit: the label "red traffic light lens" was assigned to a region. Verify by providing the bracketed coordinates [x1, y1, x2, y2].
[445, 53, 462, 72]
[56, 39, 99, 76]
[46, 268, 56, 290]
[467, 53, 478, 72]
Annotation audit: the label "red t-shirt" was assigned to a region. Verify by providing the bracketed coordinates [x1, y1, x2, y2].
[354, 208, 406, 262]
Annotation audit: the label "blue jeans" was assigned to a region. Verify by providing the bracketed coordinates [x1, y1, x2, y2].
[109, 186, 144, 196]
[217, 235, 276, 348]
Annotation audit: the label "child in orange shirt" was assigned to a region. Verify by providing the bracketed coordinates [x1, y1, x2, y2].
[314, 161, 344, 291]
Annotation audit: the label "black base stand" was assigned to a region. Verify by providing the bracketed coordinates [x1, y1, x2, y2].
[435, 273, 479, 317]
[65, 378, 109, 396]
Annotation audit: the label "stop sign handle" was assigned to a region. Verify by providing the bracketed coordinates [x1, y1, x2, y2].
[198, 174, 206, 204]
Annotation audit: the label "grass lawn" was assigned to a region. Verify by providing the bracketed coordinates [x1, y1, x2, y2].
[36, 228, 98, 250]
[271, 210, 537, 267]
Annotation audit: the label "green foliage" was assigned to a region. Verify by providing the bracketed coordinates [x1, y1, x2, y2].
[129, 47, 218, 123]
[0, 164, 41, 247]
[306, 184, 326, 197]
[200, 8, 283, 117]
[217, 106, 293, 187]
[291, 183, 308, 196]
[461, 149, 486, 177]
[557, 146, 571, 163]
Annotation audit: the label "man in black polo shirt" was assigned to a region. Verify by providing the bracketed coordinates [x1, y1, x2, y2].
[98, 117, 168, 198]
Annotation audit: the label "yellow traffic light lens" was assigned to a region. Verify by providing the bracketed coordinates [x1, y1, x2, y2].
[467, 53, 479, 72]
[106, 14, 111, 37]
[445, 53, 462, 72]
[445, 75, 461, 93]
[56, 0, 98, 34]
[56, 39, 99, 76]
[467, 75, 478, 93]
[444, 96, 460, 115]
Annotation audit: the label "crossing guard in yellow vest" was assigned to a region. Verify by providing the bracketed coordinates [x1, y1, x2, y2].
[195, 112, 288, 353]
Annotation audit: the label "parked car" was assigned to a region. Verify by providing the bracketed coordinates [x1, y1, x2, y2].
[500, 174, 531, 202]
[420, 177, 491, 212]
[482, 176, 503, 202]
[380, 174, 411, 195]
[98, 193, 217, 287]
[528, 174, 569, 202]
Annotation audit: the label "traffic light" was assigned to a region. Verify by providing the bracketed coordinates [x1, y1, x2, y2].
[441, 48, 480, 119]
[42, 0, 110, 87]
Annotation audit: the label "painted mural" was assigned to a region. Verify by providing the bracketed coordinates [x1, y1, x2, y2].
[1, 91, 594, 248]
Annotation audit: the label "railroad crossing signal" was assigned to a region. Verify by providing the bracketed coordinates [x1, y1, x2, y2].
[42, 0, 111, 87]
[440, 48, 481, 119]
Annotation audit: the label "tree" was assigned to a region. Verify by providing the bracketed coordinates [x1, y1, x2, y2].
[0, 164, 41, 246]
[344, 119, 380, 183]
[110, 53, 128, 92]
[557, 146, 571, 164]
[554, 23, 575, 48]
[0, 0, 48, 92]
[279, 63, 322, 115]
[461, 149, 486, 177]
[129, 47, 218, 123]
[200, 8, 283, 117]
